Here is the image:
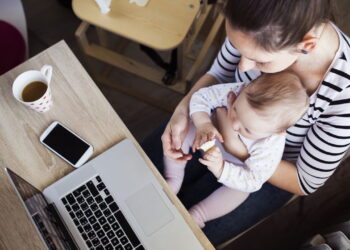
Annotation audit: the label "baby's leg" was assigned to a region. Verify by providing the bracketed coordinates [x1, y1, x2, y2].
[189, 186, 249, 228]
[164, 123, 196, 194]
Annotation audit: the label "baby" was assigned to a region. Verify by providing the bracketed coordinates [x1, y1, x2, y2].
[163, 71, 309, 228]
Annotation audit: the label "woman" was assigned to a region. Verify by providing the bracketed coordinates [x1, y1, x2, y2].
[142, 0, 350, 246]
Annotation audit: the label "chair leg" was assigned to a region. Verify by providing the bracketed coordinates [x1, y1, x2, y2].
[185, 13, 225, 85]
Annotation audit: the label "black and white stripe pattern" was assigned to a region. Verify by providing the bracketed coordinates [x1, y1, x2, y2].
[207, 25, 350, 195]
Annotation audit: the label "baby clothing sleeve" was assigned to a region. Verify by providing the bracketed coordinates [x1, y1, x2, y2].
[218, 134, 286, 192]
[189, 82, 246, 117]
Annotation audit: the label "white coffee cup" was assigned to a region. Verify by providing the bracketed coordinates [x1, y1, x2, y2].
[12, 65, 53, 113]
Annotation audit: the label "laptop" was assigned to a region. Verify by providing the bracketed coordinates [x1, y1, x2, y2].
[5, 138, 203, 250]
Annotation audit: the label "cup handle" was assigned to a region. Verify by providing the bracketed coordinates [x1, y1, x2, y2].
[41, 65, 53, 84]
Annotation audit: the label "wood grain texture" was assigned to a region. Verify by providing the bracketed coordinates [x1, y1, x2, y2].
[0, 41, 214, 249]
[72, 0, 200, 50]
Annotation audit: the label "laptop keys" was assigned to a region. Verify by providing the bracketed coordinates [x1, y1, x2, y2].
[98, 217, 107, 225]
[72, 204, 79, 212]
[93, 223, 101, 231]
[82, 190, 90, 198]
[76, 210, 83, 219]
[97, 229, 105, 238]
[105, 243, 113, 250]
[105, 195, 113, 204]
[115, 211, 141, 247]
[62, 176, 144, 250]
[88, 216, 97, 225]
[125, 243, 133, 250]
[66, 194, 76, 204]
[94, 210, 103, 218]
[112, 222, 120, 231]
[120, 236, 128, 245]
[87, 181, 99, 196]
[95, 195, 103, 203]
[97, 182, 106, 191]
[109, 202, 119, 212]
[77, 196, 84, 204]
[107, 215, 116, 224]
[111, 237, 119, 246]
[88, 231, 96, 239]
[92, 238, 100, 247]
[101, 236, 109, 245]
[103, 224, 111, 232]
[107, 230, 115, 239]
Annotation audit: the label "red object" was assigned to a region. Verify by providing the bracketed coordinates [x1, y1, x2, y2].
[0, 20, 26, 75]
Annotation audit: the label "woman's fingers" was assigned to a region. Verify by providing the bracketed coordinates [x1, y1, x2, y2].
[170, 124, 183, 150]
[162, 123, 191, 162]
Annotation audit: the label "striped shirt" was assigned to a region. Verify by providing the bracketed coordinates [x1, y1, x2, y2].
[207, 24, 350, 195]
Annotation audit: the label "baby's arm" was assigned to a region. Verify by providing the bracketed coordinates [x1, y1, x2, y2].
[190, 83, 245, 151]
[218, 134, 286, 192]
[191, 112, 223, 152]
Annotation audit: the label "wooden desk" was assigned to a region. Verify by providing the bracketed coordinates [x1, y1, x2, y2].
[0, 41, 214, 249]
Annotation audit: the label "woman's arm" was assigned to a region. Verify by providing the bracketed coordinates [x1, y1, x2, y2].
[161, 74, 219, 162]
[268, 160, 305, 195]
[162, 37, 243, 161]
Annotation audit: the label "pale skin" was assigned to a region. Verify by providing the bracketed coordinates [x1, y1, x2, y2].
[192, 87, 286, 180]
[161, 20, 339, 196]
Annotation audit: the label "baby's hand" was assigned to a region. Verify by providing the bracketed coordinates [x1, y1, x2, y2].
[198, 146, 224, 179]
[193, 122, 223, 152]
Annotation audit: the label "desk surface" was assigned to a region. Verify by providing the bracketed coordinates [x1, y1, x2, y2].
[0, 41, 213, 249]
[72, 0, 200, 50]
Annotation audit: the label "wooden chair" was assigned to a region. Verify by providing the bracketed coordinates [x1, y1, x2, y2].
[73, 0, 225, 112]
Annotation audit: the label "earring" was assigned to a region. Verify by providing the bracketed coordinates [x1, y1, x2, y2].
[301, 49, 308, 54]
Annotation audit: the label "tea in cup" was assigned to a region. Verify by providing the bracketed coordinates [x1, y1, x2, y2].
[12, 65, 53, 113]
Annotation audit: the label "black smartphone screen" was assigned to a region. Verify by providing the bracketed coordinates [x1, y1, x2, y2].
[42, 123, 90, 165]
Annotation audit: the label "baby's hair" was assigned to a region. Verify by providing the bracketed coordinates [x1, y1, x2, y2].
[244, 71, 309, 130]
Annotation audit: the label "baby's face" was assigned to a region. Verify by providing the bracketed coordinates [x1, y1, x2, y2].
[227, 91, 281, 140]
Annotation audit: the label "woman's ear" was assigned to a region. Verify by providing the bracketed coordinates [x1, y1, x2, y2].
[296, 23, 326, 55]
[296, 35, 319, 54]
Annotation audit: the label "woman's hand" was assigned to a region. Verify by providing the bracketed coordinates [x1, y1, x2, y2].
[161, 107, 192, 163]
[161, 73, 219, 163]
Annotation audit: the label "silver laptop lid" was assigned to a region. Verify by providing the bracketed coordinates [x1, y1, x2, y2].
[5, 168, 78, 250]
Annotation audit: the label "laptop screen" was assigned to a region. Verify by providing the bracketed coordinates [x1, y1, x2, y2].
[6, 168, 78, 250]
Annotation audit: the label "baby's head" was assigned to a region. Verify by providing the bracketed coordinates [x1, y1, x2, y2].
[229, 71, 308, 139]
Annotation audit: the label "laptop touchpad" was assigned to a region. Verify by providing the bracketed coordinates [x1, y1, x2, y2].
[125, 183, 174, 236]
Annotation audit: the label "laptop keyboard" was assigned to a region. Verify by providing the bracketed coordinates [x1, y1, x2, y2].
[61, 176, 145, 250]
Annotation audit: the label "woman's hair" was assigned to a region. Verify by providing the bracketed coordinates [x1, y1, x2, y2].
[244, 72, 309, 130]
[223, 0, 337, 51]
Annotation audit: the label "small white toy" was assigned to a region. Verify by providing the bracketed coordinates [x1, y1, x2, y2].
[199, 139, 216, 152]
[94, 0, 111, 14]
[129, 0, 149, 7]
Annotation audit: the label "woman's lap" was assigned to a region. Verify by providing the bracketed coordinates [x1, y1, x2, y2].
[141, 122, 292, 246]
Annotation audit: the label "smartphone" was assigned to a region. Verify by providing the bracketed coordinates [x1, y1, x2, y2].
[40, 121, 93, 168]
